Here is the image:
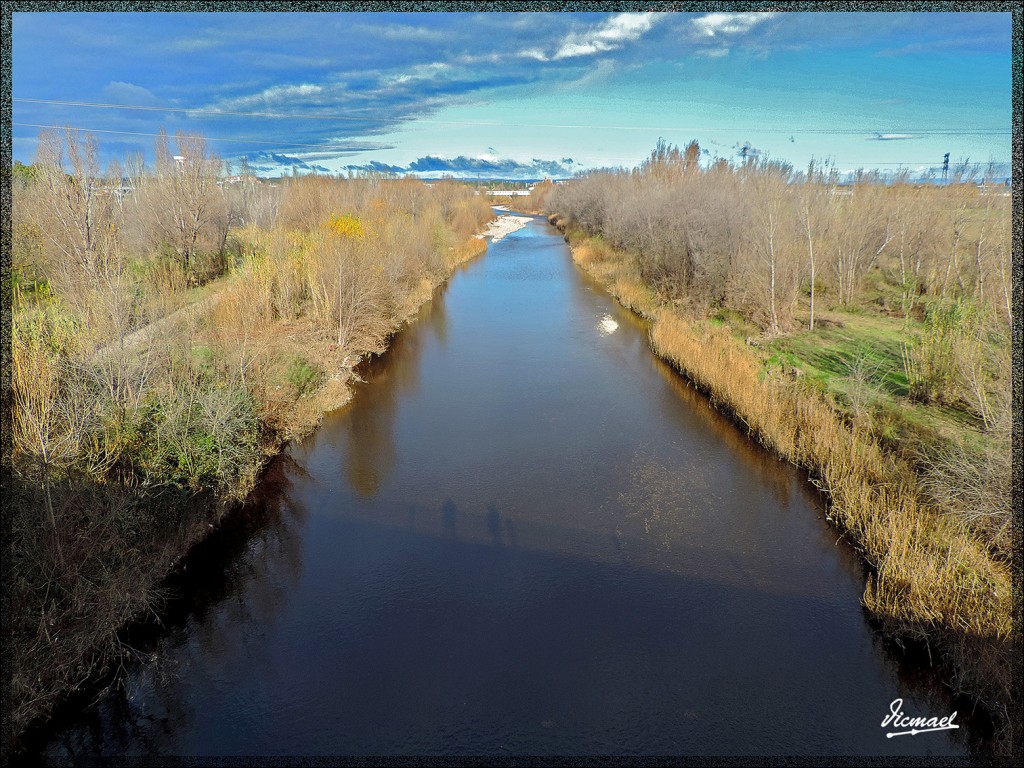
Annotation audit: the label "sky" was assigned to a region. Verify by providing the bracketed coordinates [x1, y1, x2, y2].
[11, 10, 1014, 179]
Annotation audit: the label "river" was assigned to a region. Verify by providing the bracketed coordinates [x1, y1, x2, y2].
[39, 215, 976, 758]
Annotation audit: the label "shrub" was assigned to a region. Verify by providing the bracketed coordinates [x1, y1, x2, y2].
[134, 376, 261, 494]
[286, 356, 326, 397]
[326, 212, 366, 239]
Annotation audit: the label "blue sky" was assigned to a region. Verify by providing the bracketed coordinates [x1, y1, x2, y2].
[11, 10, 1013, 179]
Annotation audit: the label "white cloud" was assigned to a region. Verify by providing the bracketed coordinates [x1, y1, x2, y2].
[555, 58, 619, 90]
[382, 62, 452, 86]
[518, 48, 549, 62]
[215, 83, 325, 111]
[102, 81, 158, 104]
[357, 22, 447, 42]
[529, 12, 663, 61]
[164, 36, 223, 53]
[237, 51, 335, 70]
[691, 12, 776, 39]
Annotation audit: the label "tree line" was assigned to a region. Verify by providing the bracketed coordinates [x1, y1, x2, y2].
[553, 140, 1011, 330]
[548, 140, 1011, 424]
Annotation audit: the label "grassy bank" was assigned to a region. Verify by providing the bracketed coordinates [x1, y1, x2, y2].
[554, 222, 1016, 749]
[6, 138, 495, 753]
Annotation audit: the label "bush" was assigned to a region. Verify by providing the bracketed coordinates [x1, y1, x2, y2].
[286, 356, 325, 397]
[134, 376, 261, 493]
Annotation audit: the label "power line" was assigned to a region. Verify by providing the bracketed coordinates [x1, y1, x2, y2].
[14, 98, 425, 126]
[12, 123, 381, 151]
[12, 97, 1012, 136]
[824, 162, 1009, 166]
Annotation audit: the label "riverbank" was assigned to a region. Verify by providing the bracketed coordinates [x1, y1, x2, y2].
[551, 220, 1016, 751]
[5, 223, 492, 756]
[241, 231, 490, 445]
[474, 213, 532, 242]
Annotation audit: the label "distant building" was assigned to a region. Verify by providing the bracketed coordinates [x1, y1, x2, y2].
[88, 183, 133, 201]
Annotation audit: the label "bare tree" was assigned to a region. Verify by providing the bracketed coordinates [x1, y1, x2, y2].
[11, 317, 95, 560]
[993, 205, 1012, 327]
[747, 163, 793, 335]
[32, 128, 116, 287]
[641, 137, 687, 180]
[940, 183, 974, 300]
[134, 129, 228, 281]
[830, 183, 893, 305]
[797, 159, 834, 330]
[971, 175, 1005, 307]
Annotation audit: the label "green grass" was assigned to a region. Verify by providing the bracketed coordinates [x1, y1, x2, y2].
[707, 307, 755, 339]
[764, 307, 989, 452]
[771, 312, 907, 385]
[11, 265, 53, 307]
[286, 356, 325, 397]
[191, 344, 214, 368]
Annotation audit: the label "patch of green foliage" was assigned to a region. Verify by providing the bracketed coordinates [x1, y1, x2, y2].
[287, 356, 325, 397]
[12, 266, 53, 307]
[707, 307, 755, 338]
[763, 305, 995, 453]
[10, 160, 39, 187]
[768, 312, 909, 396]
[191, 345, 214, 369]
[127, 378, 262, 493]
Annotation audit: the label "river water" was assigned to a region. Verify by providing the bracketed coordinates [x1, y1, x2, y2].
[40, 216, 974, 758]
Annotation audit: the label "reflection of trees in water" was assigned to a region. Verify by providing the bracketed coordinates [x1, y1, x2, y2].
[486, 504, 503, 546]
[186, 454, 310, 660]
[440, 498, 458, 539]
[342, 290, 448, 498]
[44, 454, 311, 759]
[426, 285, 448, 350]
[54, 649, 194, 758]
[651, 353, 797, 508]
[633, 359, 992, 757]
[645, 338, 893, 583]
[649, 354, 884, 583]
[870, 630, 994, 758]
[343, 383, 397, 498]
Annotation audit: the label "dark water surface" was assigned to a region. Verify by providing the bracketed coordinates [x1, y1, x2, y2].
[41, 217, 975, 758]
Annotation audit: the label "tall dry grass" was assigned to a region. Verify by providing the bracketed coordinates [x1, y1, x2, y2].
[648, 312, 1010, 636]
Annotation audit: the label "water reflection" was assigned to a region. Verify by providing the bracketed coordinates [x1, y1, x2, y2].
[336, 296, 443, 497]
[650, 349, 798, 509]
[441, 498, 458, 539]
[35, 218, 987, 759]
[41, 455, 311, 760]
